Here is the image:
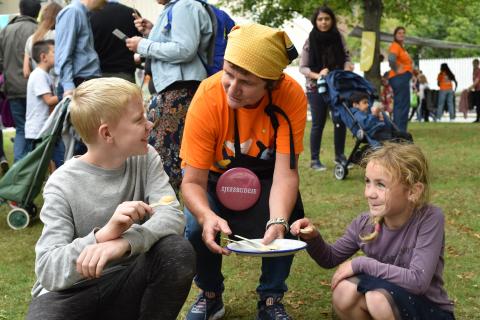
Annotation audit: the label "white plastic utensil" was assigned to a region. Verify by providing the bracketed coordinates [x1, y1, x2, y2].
[234, 234, 278, 251]
[222, 237, 260, 251]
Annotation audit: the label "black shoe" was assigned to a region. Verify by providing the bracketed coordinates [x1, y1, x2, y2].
[256, 297, 291, 320]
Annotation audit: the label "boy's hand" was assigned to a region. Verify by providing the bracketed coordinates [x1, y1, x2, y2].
[76, 238, 130, 279]
[290, 218, 319, 240]
[95, 201, 152, 243]
[331, 260, 354, 290]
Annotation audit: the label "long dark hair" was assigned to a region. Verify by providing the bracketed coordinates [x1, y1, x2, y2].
[308, 6, 346, 72]
[310, 6, 339, 33]
[440, 63, 458, 88]
[393, 26, 405, 44]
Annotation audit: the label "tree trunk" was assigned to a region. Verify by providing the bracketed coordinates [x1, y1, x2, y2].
[363, 0, 383, 94]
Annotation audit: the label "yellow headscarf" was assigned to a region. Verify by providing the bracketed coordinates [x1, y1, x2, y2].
[224, 23, 298, 80]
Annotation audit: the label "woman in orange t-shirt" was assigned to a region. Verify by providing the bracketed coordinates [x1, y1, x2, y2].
[388, 26, 413, 132]
[436, 63, 457, 121]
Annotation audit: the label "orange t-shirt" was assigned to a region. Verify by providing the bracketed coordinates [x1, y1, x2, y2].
[180, 72, 307, 172]
[437, 72, 453, 91]
[388, 42, 413, 78]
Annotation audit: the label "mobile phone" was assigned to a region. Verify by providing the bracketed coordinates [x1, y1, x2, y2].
[112, 29, 128, 42]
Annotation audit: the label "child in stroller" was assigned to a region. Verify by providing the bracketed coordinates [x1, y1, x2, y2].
[350, 91, 411, 146]
[325, 70, 412, 180]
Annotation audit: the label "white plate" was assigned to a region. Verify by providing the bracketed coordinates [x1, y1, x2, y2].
[226, 239, 307, 257]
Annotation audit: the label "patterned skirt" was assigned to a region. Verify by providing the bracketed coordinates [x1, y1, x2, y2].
[147, 81, 200, 193]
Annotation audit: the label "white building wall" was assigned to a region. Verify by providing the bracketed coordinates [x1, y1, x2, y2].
[119, 0, 163, 23]
[380, 57, 479, 91]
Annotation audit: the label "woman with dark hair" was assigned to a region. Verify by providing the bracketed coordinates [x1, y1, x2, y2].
[299, 6, 352, 171]
[23, 1, 63, 78]
[436, 63, 457, 121]
[388, 26, 413, 132]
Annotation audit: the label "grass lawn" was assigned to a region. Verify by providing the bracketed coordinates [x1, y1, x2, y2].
[0, 121, 479, 319]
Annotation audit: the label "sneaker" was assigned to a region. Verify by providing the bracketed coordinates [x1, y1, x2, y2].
[256, 297, 292, 320]
[186, 292, 225, 320]
[310, 160, 326, 171]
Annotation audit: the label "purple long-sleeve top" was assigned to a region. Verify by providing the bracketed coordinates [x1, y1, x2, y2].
[306, 204, 454, 312]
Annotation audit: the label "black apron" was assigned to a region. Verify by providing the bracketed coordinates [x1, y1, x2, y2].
[207, 97, 304, 239]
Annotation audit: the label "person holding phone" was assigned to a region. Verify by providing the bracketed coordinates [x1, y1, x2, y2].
[90, 1, 142, 83]
[125, 0, 213, 194]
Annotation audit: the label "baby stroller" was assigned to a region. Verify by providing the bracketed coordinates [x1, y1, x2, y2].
[325, 70, 412, 180]
[0, 99, 70, 229]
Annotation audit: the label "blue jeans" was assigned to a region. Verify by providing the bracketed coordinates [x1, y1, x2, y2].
[389, 72, 412, 132]
[52, 140, 65, 169]
[307, 92, 346, 161]
[9, 98, 27, 162]
[436, 90, 455, 120]
[184, 193, 293, 300]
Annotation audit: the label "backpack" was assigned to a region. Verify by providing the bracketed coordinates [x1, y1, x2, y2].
[165, 0, 235, 76]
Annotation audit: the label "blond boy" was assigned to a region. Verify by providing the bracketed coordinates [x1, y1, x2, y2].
[26, 78, 195, 320]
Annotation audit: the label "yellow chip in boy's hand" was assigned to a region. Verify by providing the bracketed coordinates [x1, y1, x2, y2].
[159, 195, 175, 205]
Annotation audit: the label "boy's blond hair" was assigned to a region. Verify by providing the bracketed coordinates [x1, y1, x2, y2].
[360, 142, 430, 242]
[70, 78, 142, 144]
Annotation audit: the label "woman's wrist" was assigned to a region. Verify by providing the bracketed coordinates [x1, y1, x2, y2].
[266, 217, 289, 233]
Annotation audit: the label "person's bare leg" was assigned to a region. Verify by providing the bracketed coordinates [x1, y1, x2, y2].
[332, 280, 371, 320]
[365, 291, 395, 320]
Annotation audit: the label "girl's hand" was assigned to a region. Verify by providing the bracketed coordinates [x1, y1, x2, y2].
[290, 218, 319, 240]
[331, 260, 354, 290]
[319, 68, 329, 77]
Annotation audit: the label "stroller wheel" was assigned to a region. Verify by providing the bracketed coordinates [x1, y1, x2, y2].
[7, 208, 30, 230]
[334, 164, 348, 180]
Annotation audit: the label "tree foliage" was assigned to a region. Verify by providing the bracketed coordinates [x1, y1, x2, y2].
[224, 0, 478, 58]
[223, 0, 478, 88]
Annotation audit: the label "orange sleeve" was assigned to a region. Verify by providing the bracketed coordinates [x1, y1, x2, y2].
[273, 76, 307, 155]
[389, 42, 401, 56]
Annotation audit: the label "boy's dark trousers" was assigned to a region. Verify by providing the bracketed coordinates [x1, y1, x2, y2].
[26, 234, 196, 320]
